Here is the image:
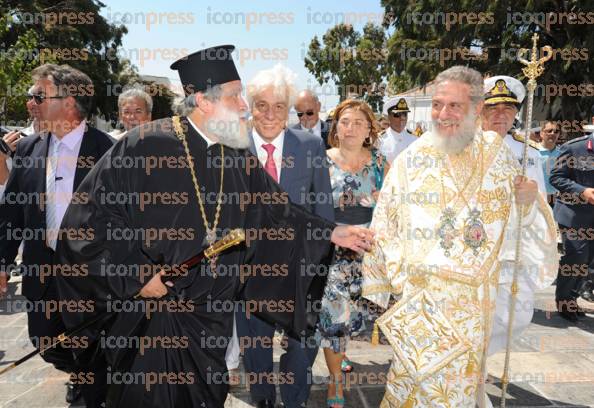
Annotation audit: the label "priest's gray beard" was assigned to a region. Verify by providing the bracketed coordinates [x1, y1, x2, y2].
[428, 111, 478, 155]
[207, 105, 250, 149]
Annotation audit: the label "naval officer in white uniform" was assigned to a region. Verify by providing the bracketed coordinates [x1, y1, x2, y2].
[481, 75, 546, 194]
[378, 96, 417, 163]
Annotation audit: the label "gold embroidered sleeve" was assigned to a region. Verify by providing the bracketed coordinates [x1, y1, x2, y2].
[499, 179, 559, 289]
[362, 167, 403, 309]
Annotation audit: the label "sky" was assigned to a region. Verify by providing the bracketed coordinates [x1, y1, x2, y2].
[98, 0, 387, 110]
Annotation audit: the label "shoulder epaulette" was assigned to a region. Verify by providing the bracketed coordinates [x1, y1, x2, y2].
[511, 131, 539, 150]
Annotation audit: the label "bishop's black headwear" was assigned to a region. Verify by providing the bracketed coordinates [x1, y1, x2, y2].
[170, 45, 241, 95]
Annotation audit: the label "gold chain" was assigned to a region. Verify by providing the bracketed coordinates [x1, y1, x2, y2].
[440, 141, 485, 211]
[172, 116, 224, 245]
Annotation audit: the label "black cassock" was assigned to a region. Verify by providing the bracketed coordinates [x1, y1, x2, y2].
[55, 117, 334, 408]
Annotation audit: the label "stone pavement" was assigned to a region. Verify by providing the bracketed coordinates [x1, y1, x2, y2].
[1, 276, 593, 407]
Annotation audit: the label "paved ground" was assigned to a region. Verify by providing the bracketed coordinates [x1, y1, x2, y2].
[1, 276, 593, 407]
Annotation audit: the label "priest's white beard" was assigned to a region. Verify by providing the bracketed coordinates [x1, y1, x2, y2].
[428, 112, 478, 155]
[207, 105, 250, 149]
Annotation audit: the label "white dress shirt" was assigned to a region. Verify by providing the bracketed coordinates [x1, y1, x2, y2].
[379, 127, 417, 163]
[298, 120, 322, 137]
[252, 129, 285, 181]
[47, 120, 86, 235]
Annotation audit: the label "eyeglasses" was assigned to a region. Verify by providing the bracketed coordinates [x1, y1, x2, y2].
[296, 110, 315, 118]
[390, 112, 407, 118]
[254, 101, 287, 117]
[26, 93, 66, 105]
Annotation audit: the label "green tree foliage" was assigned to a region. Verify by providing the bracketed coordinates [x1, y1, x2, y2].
[381, 0, 594, 128]
[0, 0, 128, 124]
[304, 23, 389, 111]
[0, 19, 40, 126]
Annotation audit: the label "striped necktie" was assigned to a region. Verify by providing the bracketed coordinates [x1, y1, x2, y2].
[45, 140, 59, 250]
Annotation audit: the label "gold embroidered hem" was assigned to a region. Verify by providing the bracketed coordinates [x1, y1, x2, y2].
[362, 284, 401, 297]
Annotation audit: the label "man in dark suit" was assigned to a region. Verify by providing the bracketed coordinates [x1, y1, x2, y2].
[236, 66, 334, 408]
[0, 64, 113, 406]
[292, 89, 330, 149]
[550, 131, 594, 322]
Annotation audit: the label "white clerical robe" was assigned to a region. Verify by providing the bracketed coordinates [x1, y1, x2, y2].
[362, 130, 559, 408]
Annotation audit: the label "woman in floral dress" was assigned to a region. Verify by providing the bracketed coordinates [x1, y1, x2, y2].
[319, 99, 390, 407]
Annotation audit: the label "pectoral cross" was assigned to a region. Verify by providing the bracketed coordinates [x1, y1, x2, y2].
[206, 228, 218, 278]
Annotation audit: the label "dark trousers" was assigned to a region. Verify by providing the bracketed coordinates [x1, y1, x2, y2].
[235, 311, 318, 407]
[27, 281, 107, 408]
[26, 281, 77, 372]
[556, 225, 594, 310]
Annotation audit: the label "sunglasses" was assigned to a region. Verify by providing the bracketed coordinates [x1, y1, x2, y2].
[296, 110, 315, 118]
[26, 93, 66, 105]
[390, 112, 408, 118]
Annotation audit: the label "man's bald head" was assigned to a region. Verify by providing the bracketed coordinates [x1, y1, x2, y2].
[294, 89, 321, 129]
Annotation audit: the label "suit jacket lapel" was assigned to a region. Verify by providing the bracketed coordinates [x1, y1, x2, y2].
[32, 134, 51, 215]
[73, 127, 96, 190]
[280, 129, 298, 187]
[248, 130, 257, 156]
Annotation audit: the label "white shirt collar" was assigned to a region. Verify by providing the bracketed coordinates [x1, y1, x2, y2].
[300, 120, 322, 136]
[252, 128, 285, 153]
[388, 127, 409, 137]
[50, 120, 86, 151]
[251, 128, 285, 180]
[187, 116, 216, 147]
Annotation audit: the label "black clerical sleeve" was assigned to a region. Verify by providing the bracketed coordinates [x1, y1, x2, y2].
[56, 139, 152, 340]
[240, 150, 335, 338]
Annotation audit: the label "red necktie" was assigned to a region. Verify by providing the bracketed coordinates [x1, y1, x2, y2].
[262, 143, 278, 182]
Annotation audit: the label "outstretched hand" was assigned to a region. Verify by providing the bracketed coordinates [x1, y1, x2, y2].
[331, 225, 375, 254]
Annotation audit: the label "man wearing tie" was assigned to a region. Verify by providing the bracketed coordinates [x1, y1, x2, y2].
[292, 89, 330, 149]
[236, 65, 334, 408]
[0, 64, 113, 406]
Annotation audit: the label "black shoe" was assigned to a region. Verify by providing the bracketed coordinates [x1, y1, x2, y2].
[577, 310, 586, 317]
[558, 310, 579, 323]
[65, 381, 81, 403]
[257, 400, 276, 408]
[580, 291, 594, 303]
